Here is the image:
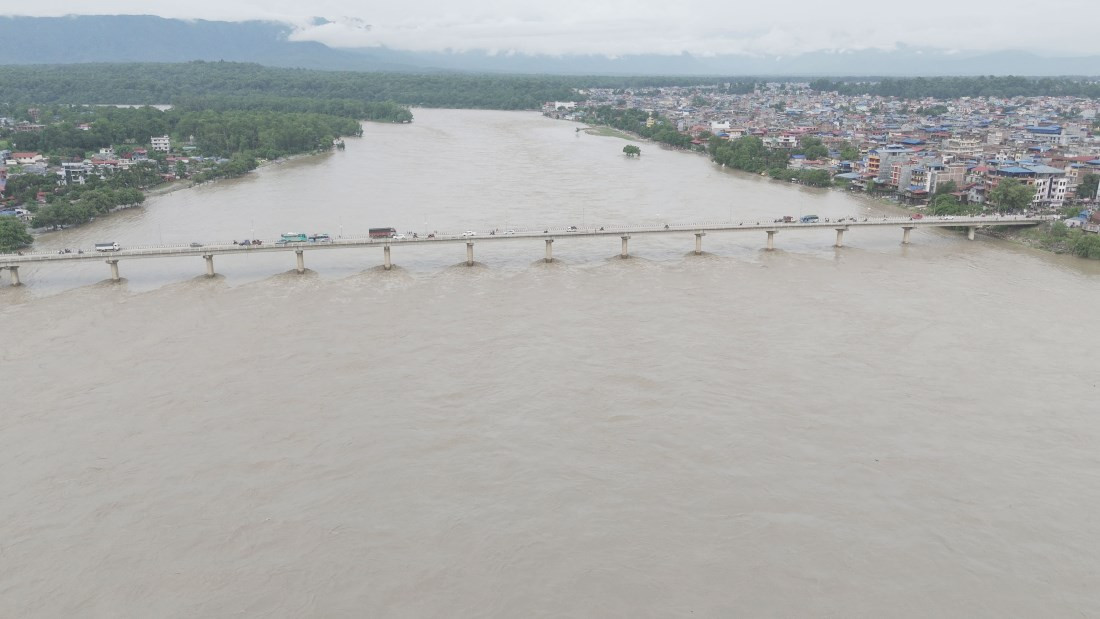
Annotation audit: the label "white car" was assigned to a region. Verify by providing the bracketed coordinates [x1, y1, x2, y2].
[392, 234, 407, 240]
[504, 230, 516, 235]
[462, 231, 477, 237]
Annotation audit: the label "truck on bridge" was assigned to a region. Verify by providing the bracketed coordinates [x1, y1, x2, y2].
[369, 227, 397, 239]
[275, 233, 308, 245]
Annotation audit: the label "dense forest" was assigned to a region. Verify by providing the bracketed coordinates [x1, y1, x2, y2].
[0, 63, 762, 110]
[0, 63, 573, 109]
[2, 64, 1099, 114]
[809, 76, 1100, 99]
[5, 105, 363, 159]
[172, 96, 413, 123]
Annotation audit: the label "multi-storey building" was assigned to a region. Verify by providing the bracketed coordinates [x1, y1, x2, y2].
[942, 137, 983, 161]
[990, 164, 1069, 208]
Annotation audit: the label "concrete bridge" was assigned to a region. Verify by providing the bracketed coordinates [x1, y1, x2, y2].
[0, 215, 1050, 286]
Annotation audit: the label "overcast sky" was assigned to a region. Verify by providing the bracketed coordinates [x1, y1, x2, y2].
[5, 1, 1096, 57]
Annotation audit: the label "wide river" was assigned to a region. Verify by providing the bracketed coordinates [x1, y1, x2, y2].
[3, 109, 1100, 617]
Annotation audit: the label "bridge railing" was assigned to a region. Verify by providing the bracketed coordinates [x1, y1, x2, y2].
[3, 215, 1051, 259]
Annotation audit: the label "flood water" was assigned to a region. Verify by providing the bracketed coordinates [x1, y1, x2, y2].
[3, 109, 1100, 617]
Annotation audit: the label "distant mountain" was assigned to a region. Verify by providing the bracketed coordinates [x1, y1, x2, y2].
[1, 15, 1098, 77]
[0, 15, 421, 72]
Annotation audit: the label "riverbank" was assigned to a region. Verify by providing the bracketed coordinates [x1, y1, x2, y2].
[25, 150, 332, 244]
[581, 126, 637, 141]
[983, 222, 1100, 259]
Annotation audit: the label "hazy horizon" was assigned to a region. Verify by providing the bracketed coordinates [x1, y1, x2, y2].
[3, 1, 1095, 60]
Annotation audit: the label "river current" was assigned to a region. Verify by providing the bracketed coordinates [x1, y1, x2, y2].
[3, 109, 1100, 617]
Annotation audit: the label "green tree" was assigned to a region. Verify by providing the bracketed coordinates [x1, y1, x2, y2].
[935, 180, 959, 196]
[989, 178, 1034, 212]
[802, 144, 829, 160]
[623, 144, 641, 157]
[1072, 233, 1100, 259]
[0, 217, 34, 252]
[838, 143, 860, 161]
[1077, 173, 1099, 199]
[930, 194, 962, 215]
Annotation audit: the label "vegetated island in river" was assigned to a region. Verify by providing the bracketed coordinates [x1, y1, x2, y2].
[0, 97, 412, 250]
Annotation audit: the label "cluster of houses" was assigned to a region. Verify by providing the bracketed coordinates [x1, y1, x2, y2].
[0, 132, 233, 219]
[548, 83, 1100, 215]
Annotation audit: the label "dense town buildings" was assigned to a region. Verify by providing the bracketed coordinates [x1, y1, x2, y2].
[550, 83, 1100, 215]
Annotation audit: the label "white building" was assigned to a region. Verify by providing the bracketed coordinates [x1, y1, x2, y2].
[992, 164, 1069, 208]
[151, 135, 171, 152]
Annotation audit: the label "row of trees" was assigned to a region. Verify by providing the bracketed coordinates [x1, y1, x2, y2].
[707, 135, 790, 173]
[171, 110, 361, 158]
[0, 63, 577, 111]
[6, 105, 365, 159]
[767, 167, 832, 187]
[173, 95, 412, 123]
[810, 76, 1100, 99]
[31, 186, 145, 228]
[189, 155, 258, 184]
[0, 63, 789, 111]
[585, 107, 693, 148]
[2, 64, 1098, 115]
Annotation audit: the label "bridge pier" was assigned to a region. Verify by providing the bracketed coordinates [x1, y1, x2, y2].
[902, 226, 914, 244]
[967, 226, 976, 241]
[107, 259, 120, 282]
[466, 242, 474, 266]
[203, 254, 215, 277]
[6, 266, 20, 286]
[295, 250, 305, 273]
[765, 229, 777, 251]
[545, 238, 553, 263]
[694, 232, 705, 255]
[383, 245, 392, 270]
[620, 235, 631, 258]
[835, 227, 847, 248]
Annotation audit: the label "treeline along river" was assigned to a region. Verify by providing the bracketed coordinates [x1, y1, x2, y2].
[2, 109, 1100, 617]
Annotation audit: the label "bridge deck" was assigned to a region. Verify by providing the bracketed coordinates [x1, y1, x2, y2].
[1, 216, 1048, 266]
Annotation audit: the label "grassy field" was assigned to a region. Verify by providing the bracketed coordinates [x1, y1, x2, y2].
[582, 126, 637, 141]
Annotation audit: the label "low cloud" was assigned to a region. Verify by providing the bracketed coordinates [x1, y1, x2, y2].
[6, 0, 1097, 57]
